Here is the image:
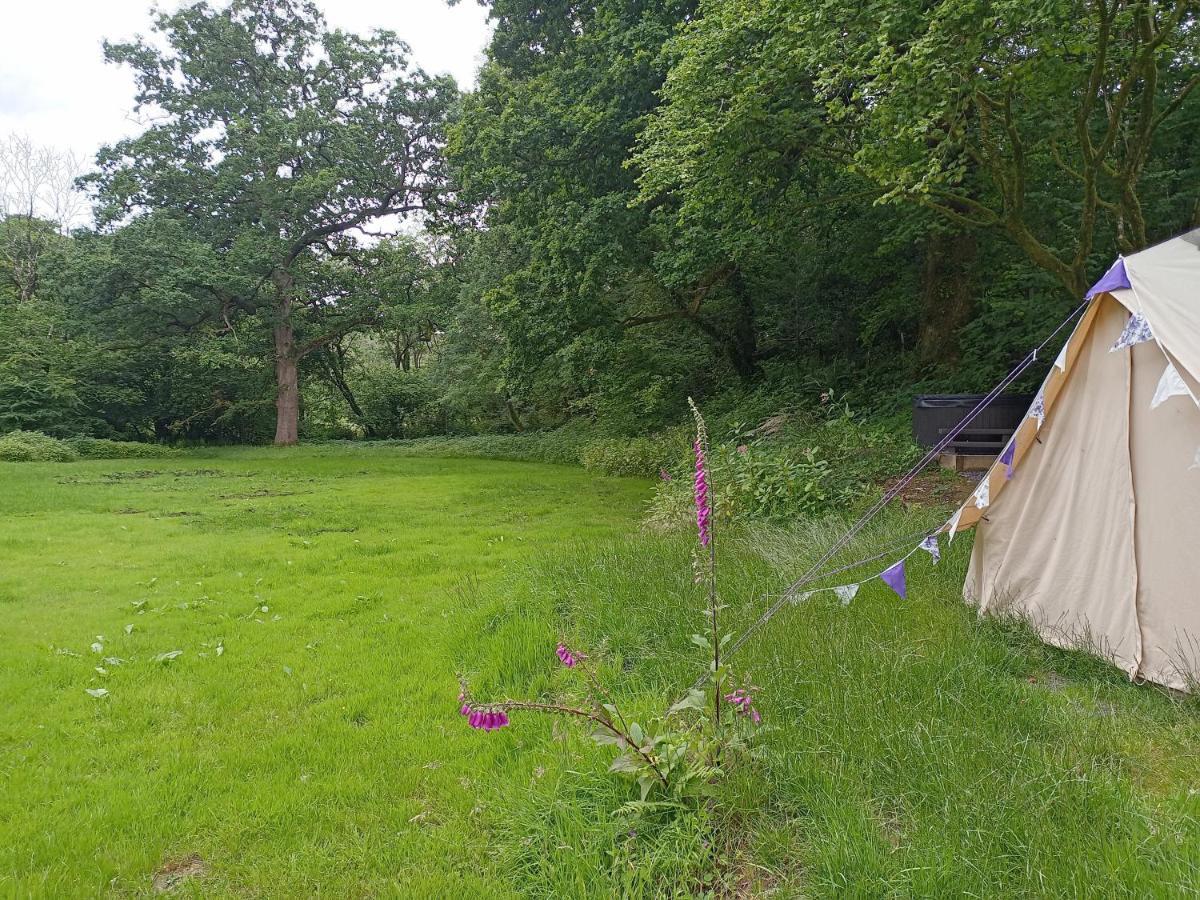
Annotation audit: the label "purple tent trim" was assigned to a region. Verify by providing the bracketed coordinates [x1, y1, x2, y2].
[1085, 258, 1130, 299]
[880, 559, 907, 599]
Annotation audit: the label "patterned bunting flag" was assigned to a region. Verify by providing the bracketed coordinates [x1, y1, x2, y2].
[1151, 361, 1190, 409]
[1110, 312, 1154, 352]
[834, 584, 859, 606]
[919, 534, 940, 564]
[880, 560, 906, 599]
[789, 591, 814, 606]
[973, 478, 990, 509]
[1029, 390, 1046, 430]
[999, 440, 1015, 479]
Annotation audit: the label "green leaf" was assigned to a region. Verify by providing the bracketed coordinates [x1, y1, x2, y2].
[667, 688, 707, 716]
[608, 753, 641, 775]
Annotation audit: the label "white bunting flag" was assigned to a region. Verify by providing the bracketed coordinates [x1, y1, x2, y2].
[1110, 312, 1154, 352]
[1191, 447, 1200, 471]
[1151, 361, 1190, 409]
[973, 478, 990, 510]
[1054, 343, 1068, 372]
[834, 584, 859, 606]
[920, 534, 940, 564]
[947, 507, 963, 542]
[789, 591, 814, 605]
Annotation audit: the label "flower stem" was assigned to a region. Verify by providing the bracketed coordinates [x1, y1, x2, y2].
[493, 698, 668, 785]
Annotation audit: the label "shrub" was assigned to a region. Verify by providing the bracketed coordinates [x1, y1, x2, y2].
[0, 431, 79, 462]
[579, 428, 691, 478]
[65, 437, 177, 460]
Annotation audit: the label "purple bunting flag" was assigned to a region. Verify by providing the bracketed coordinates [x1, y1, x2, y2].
[880, 559, 907, 599]
[999, 440, 1015, 480]
[1086, 258, 1131, 299]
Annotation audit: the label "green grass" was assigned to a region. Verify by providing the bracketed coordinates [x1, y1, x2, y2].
[2, 446, 1198, 897]
[0, 446, 645, 896]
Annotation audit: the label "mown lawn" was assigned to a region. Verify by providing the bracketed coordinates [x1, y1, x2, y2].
[0, 447, 645, 896]
[2, 446, 1198, 897]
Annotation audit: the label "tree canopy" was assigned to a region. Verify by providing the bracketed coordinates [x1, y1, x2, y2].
[2, 0, 1198, 443]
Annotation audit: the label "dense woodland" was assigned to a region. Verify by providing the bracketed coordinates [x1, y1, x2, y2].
[1, 0, 1198, 445]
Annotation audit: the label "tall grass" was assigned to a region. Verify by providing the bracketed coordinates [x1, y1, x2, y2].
[471, 514, 1200, 896]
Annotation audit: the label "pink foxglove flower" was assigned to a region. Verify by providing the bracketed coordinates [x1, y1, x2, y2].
[693, 439, 711, 547]
[724, 687, 762, 724]
[688, 399, 712, 548]
[465, 707, 510, 731]
[555, 643, 577, 668]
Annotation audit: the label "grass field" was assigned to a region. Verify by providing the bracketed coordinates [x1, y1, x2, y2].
[1, 446, 1198, 897]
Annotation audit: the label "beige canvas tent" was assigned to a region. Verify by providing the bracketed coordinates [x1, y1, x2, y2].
[944, 228, 1200, 691]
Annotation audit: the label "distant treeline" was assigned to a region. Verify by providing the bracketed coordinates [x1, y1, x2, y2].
[2, 0, 1198, 444]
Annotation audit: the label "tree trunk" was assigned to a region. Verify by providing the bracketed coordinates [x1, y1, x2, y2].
[272, 271, 300, 446]
[691, 271, 760, 380]
[726, 272, 760, 380]
[916, 229, 976, 366]
[322, 344, 373, 436]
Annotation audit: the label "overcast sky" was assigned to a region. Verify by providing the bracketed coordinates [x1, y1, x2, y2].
[0, 1, 492, 163]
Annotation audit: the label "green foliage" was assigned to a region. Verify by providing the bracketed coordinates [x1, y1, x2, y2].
[354, 367, 439, 439]
[8, 0, 1200, 449]
[65, 437, 177, 460]
[578, 428, 690, 478]
[0, 431, 175, 462]
[82, 0, 457, 443]
[0, 430, 78, 462]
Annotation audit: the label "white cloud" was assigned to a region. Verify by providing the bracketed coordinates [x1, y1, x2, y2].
[0, 0, 491, 161]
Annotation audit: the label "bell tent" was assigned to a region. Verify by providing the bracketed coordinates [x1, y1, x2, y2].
[946, 228, 1200, 691]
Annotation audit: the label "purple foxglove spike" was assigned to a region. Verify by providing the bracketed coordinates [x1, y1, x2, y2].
[469, 711, 481, 728]
[499, 711, 509, 727]
[999, 440, 1016, 480]
[1086, 257, 1130, 299]
[881, 559, 907, 599]
[460, 703, 471, 716]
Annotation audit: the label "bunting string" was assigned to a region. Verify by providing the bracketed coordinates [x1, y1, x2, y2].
[708, 298, 1092, 675]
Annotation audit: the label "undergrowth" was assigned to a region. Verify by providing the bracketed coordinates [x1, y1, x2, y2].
[0, 431, 178, 462]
